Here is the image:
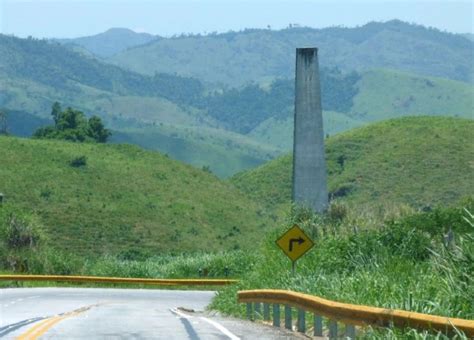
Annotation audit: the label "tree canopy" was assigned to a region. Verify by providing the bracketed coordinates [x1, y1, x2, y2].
[34, 103, 111, 143]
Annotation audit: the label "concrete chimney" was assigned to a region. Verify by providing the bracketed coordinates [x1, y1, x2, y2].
[292, 48, 328, 213]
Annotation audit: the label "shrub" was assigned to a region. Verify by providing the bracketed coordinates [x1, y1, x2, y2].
[70, 155, 87, 168]
[3, 214, 43, 249]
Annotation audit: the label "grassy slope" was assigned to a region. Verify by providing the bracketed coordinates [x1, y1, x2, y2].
[352, 69, 474, 120]
[0, 136, 273, 256]
[247, 69, 474, 150]
[111, 125, 281, 178]
[248, 111, 365, 150]
[231, 116, 474, 209]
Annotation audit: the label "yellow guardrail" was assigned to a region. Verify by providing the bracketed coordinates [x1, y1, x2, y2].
[0, 274, 237, 286]
[238, 289, 474, 337]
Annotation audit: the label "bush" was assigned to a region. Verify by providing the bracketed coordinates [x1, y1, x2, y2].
[70, 156, 87, 168]
[3, 214, 43, 249]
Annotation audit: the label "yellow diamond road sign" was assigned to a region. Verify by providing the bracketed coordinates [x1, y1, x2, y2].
[276, 225, 314, 262]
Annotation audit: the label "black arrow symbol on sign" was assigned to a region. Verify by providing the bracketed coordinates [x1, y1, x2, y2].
[289, 237, 305, 252]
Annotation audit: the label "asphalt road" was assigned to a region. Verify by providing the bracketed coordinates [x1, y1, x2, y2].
[0, 288, 303, 339]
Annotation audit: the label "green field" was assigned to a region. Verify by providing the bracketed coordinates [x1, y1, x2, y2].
[0, 136, 273, 256]
[232, 116, 474, 210]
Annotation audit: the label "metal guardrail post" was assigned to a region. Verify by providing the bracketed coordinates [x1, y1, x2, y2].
[346, 324, 356, 339]
[263, 303, 270, 321]
[246, 302, 253, 321]
[329, 320, 338, 339]
[297, 309, 305, 333]
[273, 304, 280, 327]
[237, 289, 474, 337]
[284, 305, 292, 330]
[314, 314, 323, 336]
[254, 302, 261, 318]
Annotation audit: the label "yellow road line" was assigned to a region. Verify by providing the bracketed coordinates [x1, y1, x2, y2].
[17, 316, 65, 339]
[16, 306, 94, 339]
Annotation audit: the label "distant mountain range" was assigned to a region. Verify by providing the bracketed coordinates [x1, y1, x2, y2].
[56, 28, 158, 58]
[105, 20, 473, 86]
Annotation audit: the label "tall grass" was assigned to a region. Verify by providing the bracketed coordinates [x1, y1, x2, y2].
[210, 199, 474, 338]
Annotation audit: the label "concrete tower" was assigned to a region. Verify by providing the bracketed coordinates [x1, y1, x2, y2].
[292, 48, 328, 213]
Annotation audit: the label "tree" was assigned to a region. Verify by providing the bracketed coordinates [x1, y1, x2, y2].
[0, 110, 8, 135]
[88, 116, 111, 143]
[34, 103, 111, 143]
[51, 102, 62, 126]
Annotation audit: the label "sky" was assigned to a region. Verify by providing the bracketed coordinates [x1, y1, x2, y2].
[1, 0, 472, 39]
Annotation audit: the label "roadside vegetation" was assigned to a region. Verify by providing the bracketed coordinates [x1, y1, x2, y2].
[0, 204, 256, 280]
[1, 198, 472, 338]
[210, 199, 474, 338]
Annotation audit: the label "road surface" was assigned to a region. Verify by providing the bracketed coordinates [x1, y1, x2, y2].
[0, 288, 303, 339]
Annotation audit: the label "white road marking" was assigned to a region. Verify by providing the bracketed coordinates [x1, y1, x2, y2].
[170, 308, 240, 340]
[170, 308, 192, 319]
[199, 316, 241, 340]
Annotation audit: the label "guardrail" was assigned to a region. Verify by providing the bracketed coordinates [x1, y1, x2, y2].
[0, 274, 237, 286]
[238, 289, 474, 338]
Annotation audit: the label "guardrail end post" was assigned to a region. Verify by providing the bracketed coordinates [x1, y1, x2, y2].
[284, 305, 292, 330]
[297, 308, 305, 333]
[329, 320, 338, 339]
[345, 324, 356, 339]
[263, 303, 270, 321]
[246, 302, 253, 321]
[273, 304, 280, 327]
[314, 314, 323, 336]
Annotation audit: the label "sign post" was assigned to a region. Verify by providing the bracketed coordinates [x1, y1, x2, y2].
[276, 225, 314, 275]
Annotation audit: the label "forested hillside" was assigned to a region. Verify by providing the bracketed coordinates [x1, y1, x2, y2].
[0, 34, 203, 106]
[110, 20, 474, 86]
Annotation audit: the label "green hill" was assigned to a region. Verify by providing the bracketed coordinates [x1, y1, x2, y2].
[231, 117, 474, 209]
[246, 69, 474, 150]
[352, 69, 474, 121]
[0, 136, 272, 256]
[110, 20, 473, 86]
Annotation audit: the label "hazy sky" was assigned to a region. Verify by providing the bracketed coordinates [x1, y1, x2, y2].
[1, 0, 472, 38]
